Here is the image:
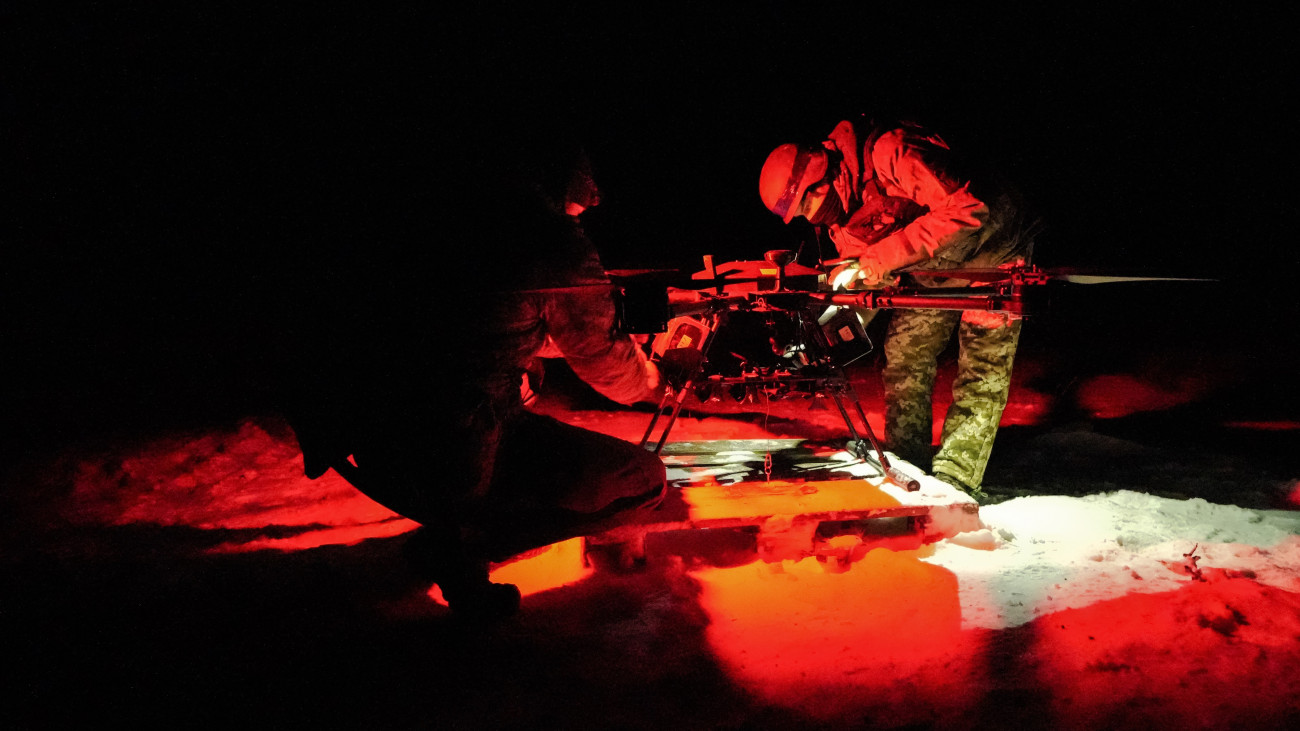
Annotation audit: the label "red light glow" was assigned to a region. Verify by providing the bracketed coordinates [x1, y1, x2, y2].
[427, 538, 593, 605]
[1223, 420, 1300, 431]
[1031, 577, 1300, 729]
[692, 546, 985, 723]
[42, 414, 1300, 727]
[66, 420, 414, 553]
[1075, 373, 1209, 420]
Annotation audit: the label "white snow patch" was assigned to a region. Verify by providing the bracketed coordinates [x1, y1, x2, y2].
[922, 490, 1300, 629]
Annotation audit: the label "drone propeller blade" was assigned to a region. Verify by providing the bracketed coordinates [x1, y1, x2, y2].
[909, 268, 1020, 282]
[1055, 274, 1215, 284]
[605, 269, 693, 286]
[912, 267, 1214, 284]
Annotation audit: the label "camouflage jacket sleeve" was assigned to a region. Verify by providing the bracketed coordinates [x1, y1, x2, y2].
[857, 128, 989, 281]
[544, 285, 657, 406]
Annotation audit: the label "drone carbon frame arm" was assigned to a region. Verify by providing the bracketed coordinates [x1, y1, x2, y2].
[815, 286, 1030, 316]
[664, 286, 1030, 318]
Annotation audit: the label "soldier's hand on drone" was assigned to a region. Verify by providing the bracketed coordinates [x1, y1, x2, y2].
[656, 348, 705, 391]
[828, 260, 862, 290]
[644, 360, 662, 392]
[853, 257, 899, 289]
[828, 258, 896, 290]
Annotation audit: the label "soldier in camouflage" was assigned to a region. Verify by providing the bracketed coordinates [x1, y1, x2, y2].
[284, 127, 665, 617]
[759, 117, 1036, 498]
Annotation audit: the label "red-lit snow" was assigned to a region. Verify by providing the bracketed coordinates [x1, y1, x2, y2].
[5, 373, 1299, 729]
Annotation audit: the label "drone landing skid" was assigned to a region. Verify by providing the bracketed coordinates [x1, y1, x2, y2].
[639, 295, 919, 492]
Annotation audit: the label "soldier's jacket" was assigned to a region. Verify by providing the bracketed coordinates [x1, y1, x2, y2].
[285, 134, 655, 492]
[814, 117, 1037, 491]
[463, 141, 655, 412]
[820, 117, 1032, 284]
[468, 221, 655, 412]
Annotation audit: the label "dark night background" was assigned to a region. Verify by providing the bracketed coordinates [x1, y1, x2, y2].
[3, 3, 1298, 458]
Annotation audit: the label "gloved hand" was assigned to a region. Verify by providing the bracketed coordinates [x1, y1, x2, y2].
[853, 255, 899, 289]
[656, 348, 705, 391]
[643, 359, 662, 393]
[828, 258, 897, 290]
[827, 260, 862, 290]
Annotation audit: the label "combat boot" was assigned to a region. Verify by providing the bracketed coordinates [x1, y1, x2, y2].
[403, 528, 522, 620]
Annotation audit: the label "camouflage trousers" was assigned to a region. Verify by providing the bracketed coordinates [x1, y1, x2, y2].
[881, 308, 1022, 490]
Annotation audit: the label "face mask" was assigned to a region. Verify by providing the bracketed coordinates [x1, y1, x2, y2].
[807, 184, 846, 226]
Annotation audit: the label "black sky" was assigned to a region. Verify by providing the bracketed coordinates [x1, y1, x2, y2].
[3, 3, 1297, 446]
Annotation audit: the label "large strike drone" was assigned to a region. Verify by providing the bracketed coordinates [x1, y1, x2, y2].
[608, 251, 1200, 491]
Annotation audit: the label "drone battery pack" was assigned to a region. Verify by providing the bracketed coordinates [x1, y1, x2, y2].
[819, 306, 873, 366]
[652, 316, 713, 358]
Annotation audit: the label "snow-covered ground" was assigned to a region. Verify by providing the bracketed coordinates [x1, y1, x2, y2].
[3, 363, 1299, 729]
[949, 491, 1300, 625]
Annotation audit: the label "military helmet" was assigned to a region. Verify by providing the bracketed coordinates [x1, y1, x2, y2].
[758, 143, 829, 223]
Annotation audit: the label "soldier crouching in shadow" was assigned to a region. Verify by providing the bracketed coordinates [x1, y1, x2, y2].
[276, 128, 665, 619]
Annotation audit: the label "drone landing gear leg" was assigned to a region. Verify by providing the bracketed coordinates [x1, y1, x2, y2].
[827, 384, 921, 492]
[639, 377, 697, 455]
[640, 314, 720, 455]
[801, 306, 920, 492]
